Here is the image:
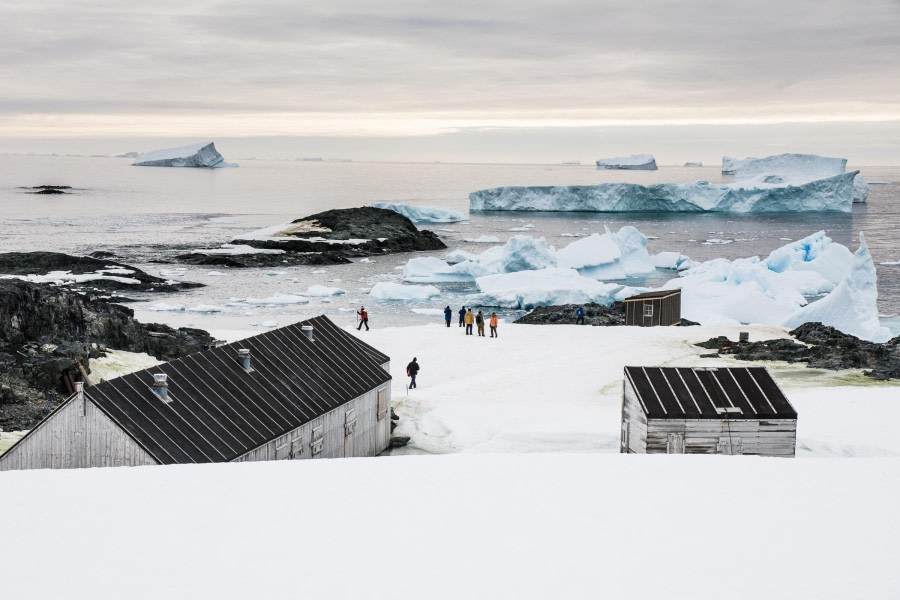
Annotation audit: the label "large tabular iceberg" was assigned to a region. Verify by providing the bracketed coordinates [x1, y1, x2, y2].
[782, 234, 891, 343]
[133, 142, 237, 168]
[595, 154, 657, 170]
[723, 153, 868, 203]
[469, 172, 857, 213]
[371, 202, 466, 223]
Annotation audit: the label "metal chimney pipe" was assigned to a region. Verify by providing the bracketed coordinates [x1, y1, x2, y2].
[152, 373, 170, 403]
[238, 348, 252, 372]
[302, 325, 314, 342]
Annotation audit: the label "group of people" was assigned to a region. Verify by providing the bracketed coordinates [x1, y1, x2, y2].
[445, 305, 498, 337]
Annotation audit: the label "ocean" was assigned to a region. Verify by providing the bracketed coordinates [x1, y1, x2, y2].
[1, 155, 898, 333]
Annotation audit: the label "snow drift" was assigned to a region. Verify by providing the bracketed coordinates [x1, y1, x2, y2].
[132, 142, 237, 168]
[371, 202, 466, 223]
[595, 154, 657, 170]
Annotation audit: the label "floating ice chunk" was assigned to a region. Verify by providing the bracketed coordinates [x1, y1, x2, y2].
[500, 236, 556, 273]
[650, 251, 697, 271]
[852, 175, 869, 204]
[782, 234, 891, 342]
[192, 244, 285, 256]
[762, 230, 853, 293]
[250, 320, 279, 328]
[304, 285, 346, 296]
[610, 226, 656, 276]
[411, 308, 446, 316]
[595, 154, 657, 170]
[132, 141, 237, 168]
[445, 249, 478, 264]
[557, 233, 621, 270]
[369, 282, 440, 301]
[265, 271, 286, 276]
[311, 269, 327, 274]
[403, 257, 491, 283]
[146, 303, 186, 312]
[509, 226, 531, 232]
[470, 268, 622, 309]
[240, 295, 310, 305]
[207, 271, 226, 277]
[465, 235, 501, 243]
[187, 305, 224, 313]
[703, 239, 734, 245]
[880, 260, 900, 266]
[560, 232, 586, 238]
[371, 202, 466, 223]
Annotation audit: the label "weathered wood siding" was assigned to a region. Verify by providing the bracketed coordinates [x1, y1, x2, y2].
[624, 292, 681, 326]
[234, 380, 391, 463]
[621, 379, 648, 453]
[0, 394, 158, 471]
[645, 418, 796, 457]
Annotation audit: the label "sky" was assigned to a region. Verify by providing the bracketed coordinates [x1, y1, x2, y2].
[2, 0, 900, 163]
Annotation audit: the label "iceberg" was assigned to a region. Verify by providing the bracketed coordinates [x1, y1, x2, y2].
[469, 268, 623, 309]
[782, 234, 892, 343]
[683, 162, 703, 167]
[371, 202, 466, 223]
[132, 142, 237, 168]
[725, 153, 868, 203]
[499, 236, 556, 273]
[304, 285, 346, 296]
[469, 172, 856, 213]
[369, 282, 440, 301]
[595, 154, 657, 170]
[403, 257, 492, 283]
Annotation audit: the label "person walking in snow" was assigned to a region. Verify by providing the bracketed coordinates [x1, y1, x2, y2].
[489, 312, 499, 338]
[576, 306, 585, 325]
[464, 308, 474, 335]
[357, 306, 369, 330]
[476, 310, 485, 337]
[444, 305, 453, 327]
[458, 305, 466, 327]
[406, 357, 420, 389]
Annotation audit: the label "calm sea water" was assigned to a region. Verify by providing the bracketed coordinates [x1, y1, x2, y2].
[1, 155, 898, 332]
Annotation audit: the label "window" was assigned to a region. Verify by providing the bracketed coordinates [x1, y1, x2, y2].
[310, 425, 324, 456]
[643, 304, 654, 317]
[377, 388, 388, 420]
[290, 436, 303, 459]
[667, 433, 685, 454]
[274, 433, 291, 460]
[344, 408, 357, 436]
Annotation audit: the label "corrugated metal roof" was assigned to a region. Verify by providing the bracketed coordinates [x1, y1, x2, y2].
[624, 366, 796, 420]
[85, 315, 391, 464]
[623, 289, 681, 301]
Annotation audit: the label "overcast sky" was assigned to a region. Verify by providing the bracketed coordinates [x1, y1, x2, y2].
[2, 0, 899, 162]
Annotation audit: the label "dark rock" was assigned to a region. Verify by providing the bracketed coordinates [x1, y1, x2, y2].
[0, 252, 203, 293]
[89, 251, 118, 259]
[20, 185, 73, 195]
[390, 435, 411, 448]
[678, 319, 700, 327]
[516, 302, 625, 326]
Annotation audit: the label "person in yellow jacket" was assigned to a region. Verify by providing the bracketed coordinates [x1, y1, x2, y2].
[464, 308, 474, 335]
[489, 312, 499, 338]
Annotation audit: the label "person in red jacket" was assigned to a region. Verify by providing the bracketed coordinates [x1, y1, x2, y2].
[357, 306, 369, 331]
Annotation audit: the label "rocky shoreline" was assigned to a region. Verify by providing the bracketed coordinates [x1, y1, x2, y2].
[696, 323, 900, 380]
[516, 302, 699, 327]
[0, 279, 214, 431]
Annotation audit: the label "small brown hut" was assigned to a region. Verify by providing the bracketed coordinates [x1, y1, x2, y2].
[623, 289, 681, 326]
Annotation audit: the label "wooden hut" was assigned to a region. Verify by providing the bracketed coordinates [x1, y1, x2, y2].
[0, 315, 392, 471]
[623, 289, 681, 326]
[621, 366, 797, 456]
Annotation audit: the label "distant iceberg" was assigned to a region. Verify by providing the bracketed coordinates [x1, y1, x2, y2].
[683, 161, 703, 167]
[469, 172, 857, 213]
[371, 202, 466, 223]
[133, 142, 237, 168]
[595, 154, 657, 170]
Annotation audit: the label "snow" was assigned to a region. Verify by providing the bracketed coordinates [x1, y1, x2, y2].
[236, 295, 310, 306]
[782, 234, 892, 342]
[303, 285, 346, 296]
[89, 350, 163, 383]
[464, 235, 501, 243]
[469, 172, 856, 213]
[192, 244, 285, 256]
[371, 202, 466, 223]
[1, 271, 141, 286]
[470, 267, 623, 309]
[369, 282, 440, 301]
[595, 153, 657, 170]
[132, 141, 237, 168]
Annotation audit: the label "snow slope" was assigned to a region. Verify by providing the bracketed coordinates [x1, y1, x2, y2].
[132, 142, 237, 168]
[0, 454, 897, 600]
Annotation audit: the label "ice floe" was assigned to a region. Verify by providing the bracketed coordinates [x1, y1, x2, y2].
[468, 268, 626, 309]
[369, 282, 440, 301]
[304, 285, 346, 296]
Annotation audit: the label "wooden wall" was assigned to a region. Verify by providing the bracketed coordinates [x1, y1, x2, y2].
[624, 293, 681, 327]
[620, 379, 648, 453]
[645, 419, 796, 457]
[0, 393, 158, 471]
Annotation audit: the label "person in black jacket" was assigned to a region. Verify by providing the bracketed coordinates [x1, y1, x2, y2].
[458, 306, 466, 327]
[406, 357, 420, 389]
[444, 305, 453, 327]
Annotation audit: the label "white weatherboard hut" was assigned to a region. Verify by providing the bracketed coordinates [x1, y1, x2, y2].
[0, 316, 392, 471]
[621, 366, 797, 457]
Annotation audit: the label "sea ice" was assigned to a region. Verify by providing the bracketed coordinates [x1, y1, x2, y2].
[465, 235, 501, 243]
[132, 142, 237, 168]
[187, 305, 224, 313]
[371, 202, 466, 223]
[595, 154, 657, 170]
[782, 234, 892, 342]
[304, 285, 346, 296]
[369, 282, 440, 301]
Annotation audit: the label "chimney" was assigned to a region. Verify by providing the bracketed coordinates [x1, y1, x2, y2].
[152, 373, 171, 403]
[302, 325, 315, 342]
[75, 381, 85, 415]
[238, 348, 253, 372]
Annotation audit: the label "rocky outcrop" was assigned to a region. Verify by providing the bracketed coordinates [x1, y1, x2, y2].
[0, 280, 214, 430]
[695, 322, 900, 380]
[0, 252, 203, 293]
[19, 185, 72, 195]
[516, 302, 700, 327]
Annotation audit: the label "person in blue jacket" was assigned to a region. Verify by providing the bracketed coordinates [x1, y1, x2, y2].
[458, 305, 467, 327]
[444, 305, 453, 327]
[576, 306, 585, 325]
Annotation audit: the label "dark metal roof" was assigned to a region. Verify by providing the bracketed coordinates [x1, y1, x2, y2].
[624, 366, 796, 420]
[624, 289, 681, 301]
[83, 315, 391, 464]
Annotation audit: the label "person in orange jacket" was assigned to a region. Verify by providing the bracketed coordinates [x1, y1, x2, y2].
[489, 312, 499, 337]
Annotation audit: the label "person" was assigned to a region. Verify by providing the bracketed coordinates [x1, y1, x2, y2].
[576, 305, 585, 325]
[475, 310, 485, 337]
[357, 306, 369, 330]
[458, 305, 466, 327]
[444, 305, 453, 327]
[489, 312, 499, 337]
[406, 357, 420, 389]
[464, 308, 474, 335]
